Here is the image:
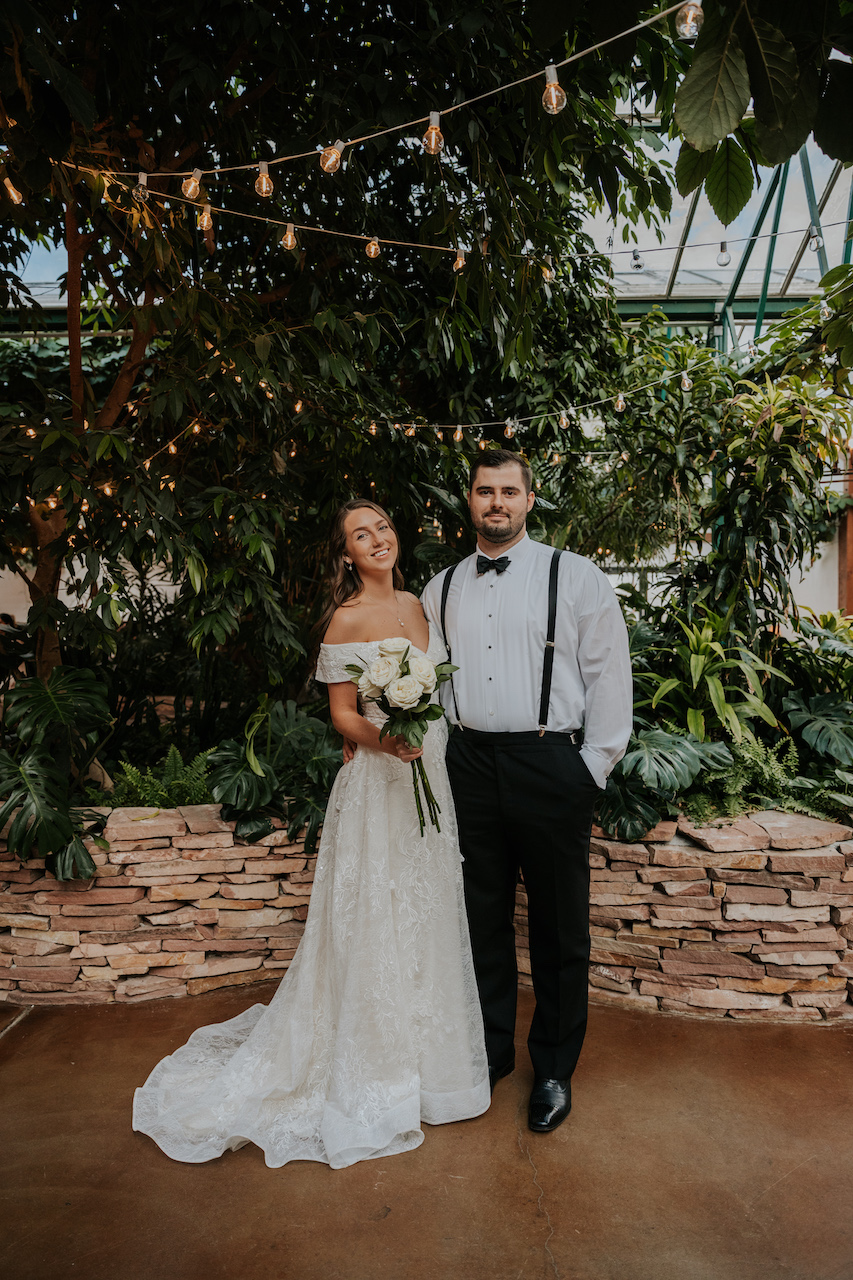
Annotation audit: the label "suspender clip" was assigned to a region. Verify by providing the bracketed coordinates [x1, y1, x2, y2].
[544, 640, 555, 648]
[538, 726, 546, 737]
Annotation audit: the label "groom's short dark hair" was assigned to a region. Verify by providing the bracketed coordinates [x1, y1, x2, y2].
[468, 449, 533, 495]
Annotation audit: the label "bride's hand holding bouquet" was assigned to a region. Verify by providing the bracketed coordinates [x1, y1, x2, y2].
[346, 637, 457, 836]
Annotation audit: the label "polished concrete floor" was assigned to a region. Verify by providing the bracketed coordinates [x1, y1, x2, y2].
[2, 985, 852, 1280]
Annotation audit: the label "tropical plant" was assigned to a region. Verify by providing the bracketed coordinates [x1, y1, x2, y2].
[208, 699, 343, 853]
[0, 666, 111, 878]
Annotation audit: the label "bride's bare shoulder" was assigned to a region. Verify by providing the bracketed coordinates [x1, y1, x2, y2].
[322, 602, 368, 645]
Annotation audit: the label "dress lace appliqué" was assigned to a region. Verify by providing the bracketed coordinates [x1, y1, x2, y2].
[132, 624, 489, 1169]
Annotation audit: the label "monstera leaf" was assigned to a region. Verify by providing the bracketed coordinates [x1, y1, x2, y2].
[4, 666, 110, 745]
[783, 692, 853, 766]
[596, 774, 664, 843]
[208, 739, 277, 810]
[0, 747, 75, 859]
[619, 730, 732, 793]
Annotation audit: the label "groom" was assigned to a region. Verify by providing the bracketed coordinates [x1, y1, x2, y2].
[422, 449, 632, 1133]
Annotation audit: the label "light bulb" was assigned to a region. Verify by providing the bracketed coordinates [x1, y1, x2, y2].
[182, 168, 202, 199]
[134, 171, 150, 204]
[197, 204, 213, 231]
[630, 249, 645, 272]
[542, 254, 554, 282]
[3, 175, 23, 205]
[748, 339, 758, 358]
[405, 425, 416, 437]
[454, 426, 464, 442]
[168, 443, 178, 455]
[479, 440, 487, 450]
[820, 300, 831, 321]
[551, 453, 561, 465]
[614, 392, 626, 412]
[320, 140, 345, 173]
[255, 160, 273, 197]
[504, 419, 517, 439]
[422, 111, 444, 155]
[281, 223, 297, 250]
[808, 224, 824, 252]
[680, 371, 693, 392]
[558, 412, 569, 429]
[453, 249, 466, 272]
[294, 399, 303, 412]
[368, 421, 377, 435]
[365, 237, 380, 259]
[716, 241, 731, 267]
[542, 65, 567, 115]
[675, 1, 704, 40]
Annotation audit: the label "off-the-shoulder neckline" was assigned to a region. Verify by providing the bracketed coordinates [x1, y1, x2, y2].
[320, 623, 434, 654]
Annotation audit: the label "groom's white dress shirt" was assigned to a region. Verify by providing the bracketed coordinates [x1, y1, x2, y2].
[421, 534, 633, 789]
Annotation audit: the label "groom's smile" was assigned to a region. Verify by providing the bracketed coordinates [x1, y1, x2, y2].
[468, 460, 535, 551]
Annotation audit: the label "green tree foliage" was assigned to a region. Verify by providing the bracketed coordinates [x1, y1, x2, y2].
[0, 0, 684, 685]
[673, 1, 853, 222]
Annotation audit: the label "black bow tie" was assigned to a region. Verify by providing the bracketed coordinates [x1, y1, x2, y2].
[477, 554, 510, 575]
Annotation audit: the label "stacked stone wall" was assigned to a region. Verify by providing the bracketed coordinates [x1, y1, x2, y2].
[515, 810, 853, 1021]
[3, 803, 853, 1021]
[0, 805, 311, 1005]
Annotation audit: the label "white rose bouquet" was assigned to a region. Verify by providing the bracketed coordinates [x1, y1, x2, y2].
[346, 638, 457, 836]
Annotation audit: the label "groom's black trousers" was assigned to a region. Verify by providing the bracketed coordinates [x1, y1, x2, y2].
[446, 726, 598, 1081]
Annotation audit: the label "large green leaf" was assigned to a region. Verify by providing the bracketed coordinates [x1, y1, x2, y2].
[675, 142, 718, 197]
[755, 64, 819, 165]
[0, 747, 74, 859]
[46, 836, 98, 882]
[741, 17, 799, 132]
[705, 138, 753, 225]
[814, 61, 853, 162]
[4, 666, 111, 745]
[784, 692, 853, 765]
[208, 739, 277, 809]
[675, 32, 751, 152]
[619, 729, 732, 792]
[595, 775, 663, 843]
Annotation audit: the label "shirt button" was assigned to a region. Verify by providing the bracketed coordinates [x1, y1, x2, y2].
[488, 710, 495, 717]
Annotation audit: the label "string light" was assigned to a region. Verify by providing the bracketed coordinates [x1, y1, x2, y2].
[551, 452, 561, 464]
[133, 172, 150, 204]
[168, 443, 178, 454]
[630, 249, 645, 273]
[748, 339, 758, 357]
[453, 249, 466, 272]
[368, 421, 377, 435]
[26, 428, 36, 438]
[405, 425, 416, 436]
[365, 237, 381, 259]
[454, 427, 464, 442]
[820, 300, 831, 321]
[294, 400, 303, 412]
[675, 1, 704, 39]
[422, 111, 444, 155]
[808, 224, 824, 252]
[103, 485, 113, 496]
[542, 66, 567, 115]
[255, 161, 274, 197]
[614, 392, 626, 412]
[3, 175, 23, 205]
[680, 371, 694, 391]
[716, 242, 731, 267]
[281, 223, 297, 250]
[542, 255, 554, 282]
[504, 419, 517, 439]
[478, 440, 487, 450]
[558, 412, 569, 429]
[197, 204, 213, 231]
[182, 168, 202, 199]
[320, 140, 345, 174]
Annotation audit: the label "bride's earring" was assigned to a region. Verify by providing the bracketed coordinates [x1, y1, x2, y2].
[344, 560, 352, 570]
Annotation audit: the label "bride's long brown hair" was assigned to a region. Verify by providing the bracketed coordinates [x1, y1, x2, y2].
[313, 499, 405, 649]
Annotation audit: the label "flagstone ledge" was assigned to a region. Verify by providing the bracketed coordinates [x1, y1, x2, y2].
[2, 804, 852, 1020]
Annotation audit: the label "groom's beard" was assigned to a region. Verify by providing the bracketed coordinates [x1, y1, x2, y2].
[471, 508, 526, 545]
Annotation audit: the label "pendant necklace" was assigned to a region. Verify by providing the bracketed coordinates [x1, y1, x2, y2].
[365, 590, 406, 630]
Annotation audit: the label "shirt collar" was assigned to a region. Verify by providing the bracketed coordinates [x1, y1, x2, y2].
[474, 532, 532, 569]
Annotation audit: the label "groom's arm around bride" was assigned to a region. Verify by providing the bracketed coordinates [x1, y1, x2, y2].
[421, 448, 633, 1134]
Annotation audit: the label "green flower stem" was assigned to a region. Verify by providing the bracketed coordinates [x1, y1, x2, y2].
[410, 761, 426, 837]
[415, 757, 442, 834]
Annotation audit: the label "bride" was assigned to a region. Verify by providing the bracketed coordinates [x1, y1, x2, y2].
[132, 498, 489, 1168]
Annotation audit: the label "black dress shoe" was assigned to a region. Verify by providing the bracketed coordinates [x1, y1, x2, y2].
[527, 1078, 572, 1132]
[488, 1058, 515, 1092]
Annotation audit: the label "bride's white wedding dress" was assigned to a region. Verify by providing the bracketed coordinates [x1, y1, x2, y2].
[132, 625, 489, 1169]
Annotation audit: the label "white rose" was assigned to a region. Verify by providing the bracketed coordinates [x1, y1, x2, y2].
[378, 636, 410, 658]
[357, 670, 383, 700]
[408, 654, 437, 693]
[385, 674, 423, 710]
[367, 655, 400, 688]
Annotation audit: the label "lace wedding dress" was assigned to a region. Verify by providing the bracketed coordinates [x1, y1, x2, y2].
[132, 625, 489, 1169]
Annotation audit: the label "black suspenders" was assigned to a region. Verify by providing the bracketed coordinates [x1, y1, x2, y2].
[438, 548, 563, 733]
